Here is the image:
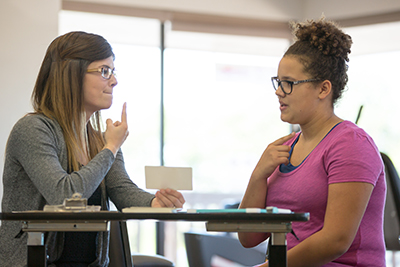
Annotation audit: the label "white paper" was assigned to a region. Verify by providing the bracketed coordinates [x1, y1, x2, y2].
[145, 166, 193, 190]
[122, 207, 181, 213]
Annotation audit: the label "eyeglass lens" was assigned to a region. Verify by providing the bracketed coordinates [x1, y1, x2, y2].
[272, 78, 291, 94]
[101, 67, 113, 79]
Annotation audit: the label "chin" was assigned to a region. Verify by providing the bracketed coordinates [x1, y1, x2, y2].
[280, 114, 289, 123]
[103, 101, 113, 110]
[280, 115, 295, 125]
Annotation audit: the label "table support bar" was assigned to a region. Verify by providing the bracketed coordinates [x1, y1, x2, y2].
[27, 232, 47, 267]
[27, 232, 44, 246]
[271, 232, 287, 246]
[269, 245, 287, 267]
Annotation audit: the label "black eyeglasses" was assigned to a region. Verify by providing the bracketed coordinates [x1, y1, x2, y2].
[87, 66, 116, 80]
[271, 76, 320, 95]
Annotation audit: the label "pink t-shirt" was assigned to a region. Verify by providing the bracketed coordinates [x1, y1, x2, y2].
[266, 121, 386, 266]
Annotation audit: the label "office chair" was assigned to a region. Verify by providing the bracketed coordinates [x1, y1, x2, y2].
[184, 232, 266, 267]
[109, 220, 174, 267]
[381, 152, 400, 251]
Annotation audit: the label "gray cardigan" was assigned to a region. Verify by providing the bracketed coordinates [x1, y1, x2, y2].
[0, 114, 155, 267]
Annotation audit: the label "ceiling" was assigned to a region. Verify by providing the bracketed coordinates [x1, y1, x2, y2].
[62, 0, 400, 55]
[63, 0, 400, 26]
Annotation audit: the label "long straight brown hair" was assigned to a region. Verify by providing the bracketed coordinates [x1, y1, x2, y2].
[32, 31, 115, 172]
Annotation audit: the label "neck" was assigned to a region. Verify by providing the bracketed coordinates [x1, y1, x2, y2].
[85, 111, 93, 123]
[299, 113, 342, 141]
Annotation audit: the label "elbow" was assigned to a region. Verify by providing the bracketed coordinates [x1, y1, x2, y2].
[240, 240, 255, 249]
[238, 232, 270, 248]
[238, 233, 253, 248]
[328, 235, 353, 259]
[331, 245, 349, 260]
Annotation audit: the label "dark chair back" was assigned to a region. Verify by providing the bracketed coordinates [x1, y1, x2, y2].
[184, 232, 266, 267]
[109, 220, 174, 267]
[109, 221, 134, 267]
[381, 152, 400, 251]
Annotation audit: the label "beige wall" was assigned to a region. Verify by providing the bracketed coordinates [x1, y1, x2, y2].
[0, 0, 61, 211]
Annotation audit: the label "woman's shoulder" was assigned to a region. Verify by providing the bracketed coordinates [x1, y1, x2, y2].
[14, 113, 59, 128]
[330, 120, 371, 141]
[325, 120, 379, 154]
[11, 113, 62, 138]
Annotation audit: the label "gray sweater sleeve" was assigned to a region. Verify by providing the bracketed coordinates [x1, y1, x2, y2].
[5, 114, 115, 205]
[105, 149, 155, 210]
[4, 114, 154, 208]
[0, 114, 155, 267]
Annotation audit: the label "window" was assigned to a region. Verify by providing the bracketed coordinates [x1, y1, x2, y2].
[164, 30, 290, 197]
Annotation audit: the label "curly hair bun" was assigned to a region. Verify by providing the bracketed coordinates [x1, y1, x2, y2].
[291, 17, 352, 62]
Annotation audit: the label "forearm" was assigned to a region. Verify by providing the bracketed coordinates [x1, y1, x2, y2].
[240, 172, 268, 209]
[238, 174, 270, 247]
[286, 230, 347, 267]
[106, 150, 155, 209]
[244, 231, 348, 267]
[239, 133, 294, 249]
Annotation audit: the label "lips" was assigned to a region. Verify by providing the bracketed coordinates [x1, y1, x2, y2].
[279, 101, 288, 111]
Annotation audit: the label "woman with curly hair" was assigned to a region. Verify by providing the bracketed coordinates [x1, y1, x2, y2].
[0, 31, 185, 267]
[239, 18, 386, 266]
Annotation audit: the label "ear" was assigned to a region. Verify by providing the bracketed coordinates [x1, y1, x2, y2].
[318, 80, 332, 100]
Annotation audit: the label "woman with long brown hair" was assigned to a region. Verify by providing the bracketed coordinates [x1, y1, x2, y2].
[0, 31, 185, 267]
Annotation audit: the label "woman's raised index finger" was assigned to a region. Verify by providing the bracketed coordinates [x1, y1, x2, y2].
[121, 102, 127, 123]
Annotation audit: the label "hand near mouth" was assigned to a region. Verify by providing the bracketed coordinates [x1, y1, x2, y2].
[103, 102, 129, 157]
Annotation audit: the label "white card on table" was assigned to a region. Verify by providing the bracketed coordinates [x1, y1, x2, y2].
[145, 166, 193, 190]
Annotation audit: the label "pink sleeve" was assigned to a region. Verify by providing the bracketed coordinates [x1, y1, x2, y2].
[325, 128, 383, 186]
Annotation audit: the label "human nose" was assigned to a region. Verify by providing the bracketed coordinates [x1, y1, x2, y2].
[110, 74, 118, 87]
[275, 83, 286, 97]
